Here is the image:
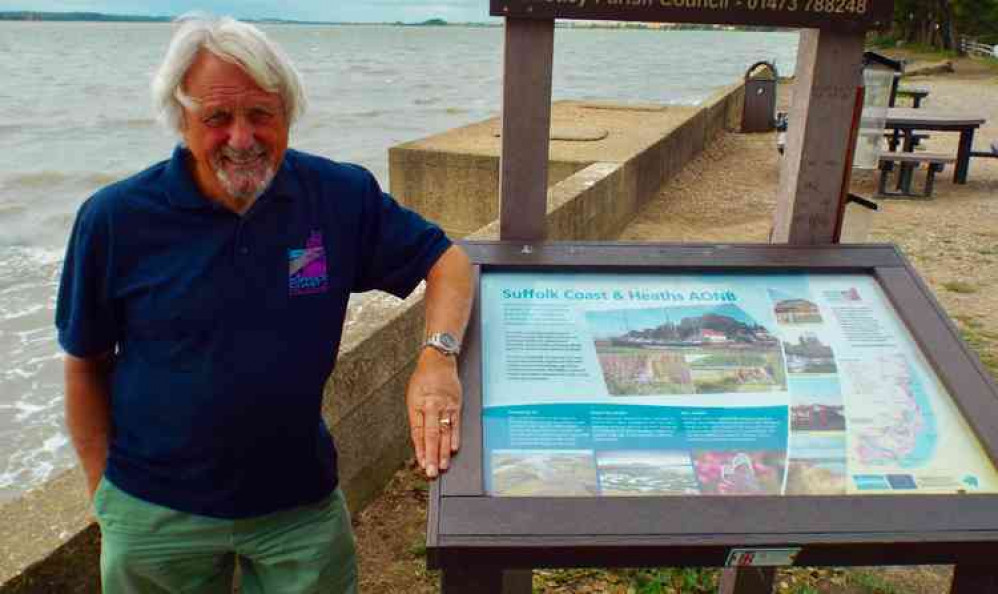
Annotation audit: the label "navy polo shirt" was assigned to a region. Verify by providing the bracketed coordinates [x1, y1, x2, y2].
[56, 146, 450, 518]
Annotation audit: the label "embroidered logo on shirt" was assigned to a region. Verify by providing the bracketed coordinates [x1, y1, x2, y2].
[289, 231, 328, 296]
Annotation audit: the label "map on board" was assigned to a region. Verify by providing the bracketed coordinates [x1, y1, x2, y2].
[480, 272, 998, 497]
[844, 355, 937, 469]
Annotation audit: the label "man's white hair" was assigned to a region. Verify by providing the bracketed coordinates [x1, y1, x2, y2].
[151, 13, 307, 134]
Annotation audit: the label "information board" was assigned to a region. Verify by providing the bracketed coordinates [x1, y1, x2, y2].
[481, 271, 998, 497]
[490, 0, 894, 31]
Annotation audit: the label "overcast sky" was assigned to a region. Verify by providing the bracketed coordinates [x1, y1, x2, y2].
[0, 0, 493, 22]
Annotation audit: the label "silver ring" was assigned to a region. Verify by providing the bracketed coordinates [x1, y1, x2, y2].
[439, 417, 452, 427]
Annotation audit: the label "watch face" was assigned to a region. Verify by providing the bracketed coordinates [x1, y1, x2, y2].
[438, 333, 458, 351]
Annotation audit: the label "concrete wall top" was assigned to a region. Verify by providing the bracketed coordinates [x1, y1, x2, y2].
[0, 469, 93, 587]
[392, 100, 698, 165]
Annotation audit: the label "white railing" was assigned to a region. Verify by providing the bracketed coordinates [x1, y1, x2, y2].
[961, 37, 997, 58]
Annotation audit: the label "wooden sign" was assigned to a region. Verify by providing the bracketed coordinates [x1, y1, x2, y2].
[431, 242, 998, 594]
[490, 0, 894, 31]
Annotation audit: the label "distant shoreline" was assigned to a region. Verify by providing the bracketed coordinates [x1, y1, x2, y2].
[0, 12, 475, 25]
[0, 11, 768, 30]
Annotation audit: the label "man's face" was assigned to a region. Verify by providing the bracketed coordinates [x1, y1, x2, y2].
[180, 51, 289, 210]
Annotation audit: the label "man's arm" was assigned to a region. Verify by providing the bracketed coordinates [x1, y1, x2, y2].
[64, 351, 114, 498]
[405, 245, 474, 479]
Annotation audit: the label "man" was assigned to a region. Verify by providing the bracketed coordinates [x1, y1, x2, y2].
[56, 15, 472, 593]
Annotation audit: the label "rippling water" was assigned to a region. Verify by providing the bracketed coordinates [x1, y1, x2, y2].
[0, 21, 798, 502]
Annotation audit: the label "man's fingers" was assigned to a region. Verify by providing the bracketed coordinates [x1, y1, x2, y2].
[410, 410, 425, 468]
[438, 414, 453, 471]
[450, 410, 461, 454]
[424, 413, 441, 478]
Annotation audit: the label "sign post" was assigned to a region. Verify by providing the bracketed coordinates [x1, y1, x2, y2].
[430, 244, 998, 594]
[491, 0, 893, 244]
[771, 28, 866, 244]
[499, 17, 555, 241]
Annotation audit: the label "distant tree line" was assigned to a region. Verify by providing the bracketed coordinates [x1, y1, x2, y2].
[0, 11, 169, 21]
[0, 11, 333, 25]
[882, 0, 998, 49]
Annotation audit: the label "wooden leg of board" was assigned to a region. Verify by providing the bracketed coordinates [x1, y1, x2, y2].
[950, 564, 998, 593]
[718, 567, 776, 594]
[441, 567, 531, 594]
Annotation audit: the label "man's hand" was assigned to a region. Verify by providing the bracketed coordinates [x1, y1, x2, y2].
[406, 348, 462, 479]
[410, 244, 473, 479]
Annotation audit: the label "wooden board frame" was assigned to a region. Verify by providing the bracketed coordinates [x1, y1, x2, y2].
[490, 0, 893, 31]
[429, 241, 998, 573]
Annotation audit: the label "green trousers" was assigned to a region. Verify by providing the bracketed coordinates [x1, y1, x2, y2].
[93, 477, 358, 594]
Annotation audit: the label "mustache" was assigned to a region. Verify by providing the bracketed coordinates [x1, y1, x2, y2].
[217, 144, 267, 163]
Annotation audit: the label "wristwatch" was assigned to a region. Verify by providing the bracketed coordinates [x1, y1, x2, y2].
[424, 332, 461, 357]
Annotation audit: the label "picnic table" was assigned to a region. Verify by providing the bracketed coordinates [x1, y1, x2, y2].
[895, 87, 930, 108]
[885, 107, 987, 184]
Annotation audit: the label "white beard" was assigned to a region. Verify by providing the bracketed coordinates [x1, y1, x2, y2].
[210, 144, 276, 207]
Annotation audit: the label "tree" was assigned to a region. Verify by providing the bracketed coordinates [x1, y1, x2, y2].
[889, 0, 998, 49]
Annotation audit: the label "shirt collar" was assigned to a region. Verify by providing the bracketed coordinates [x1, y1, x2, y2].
[163, 145, 301, 211]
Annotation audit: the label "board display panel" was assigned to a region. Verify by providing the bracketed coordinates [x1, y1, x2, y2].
[480, 270, 998, 498]
[429, 243, 998, 574]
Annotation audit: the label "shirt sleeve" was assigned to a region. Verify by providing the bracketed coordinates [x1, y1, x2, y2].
[353, 169, 452, 298]
[55, 197, 118, 357]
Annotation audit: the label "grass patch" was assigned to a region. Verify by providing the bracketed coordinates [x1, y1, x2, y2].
[942, 281, 978, 294]
[627, 568, 719, 593]
[846, 571, 900, 593]
[902, 43, 961, 60]
[533, 568, 720, 593]
[407, 532, 428, 559]
[979, 55, 998, 73]
[956, 316, 998, 377]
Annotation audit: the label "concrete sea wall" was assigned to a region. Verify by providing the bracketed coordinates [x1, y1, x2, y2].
[0, 81, 744, 591]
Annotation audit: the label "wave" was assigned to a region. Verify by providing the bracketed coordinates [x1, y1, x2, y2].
[123, 117, 157, 128]
[96, 115, 157, 129]
[347, 65, 400, 77]
[349, 109, 387, 118]
[0, 124, 24, 136]
[0, 303, 46, 323]
[0, 204, 28, 219]
[0, 245, 63, 266]
[0, 430, 71, 503]
[3, 171, 125, 191]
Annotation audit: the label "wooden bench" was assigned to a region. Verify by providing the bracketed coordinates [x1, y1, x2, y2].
[885, 130, 930, 152]
[970, 141, 998, 159]
[877, 152, 955, 198]
[896, 87, 930, 108]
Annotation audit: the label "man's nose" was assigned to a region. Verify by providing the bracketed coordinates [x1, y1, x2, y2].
[228, 116, 255, 151]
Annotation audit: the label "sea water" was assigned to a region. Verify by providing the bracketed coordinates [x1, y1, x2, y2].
[0, 21, 798, 502]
